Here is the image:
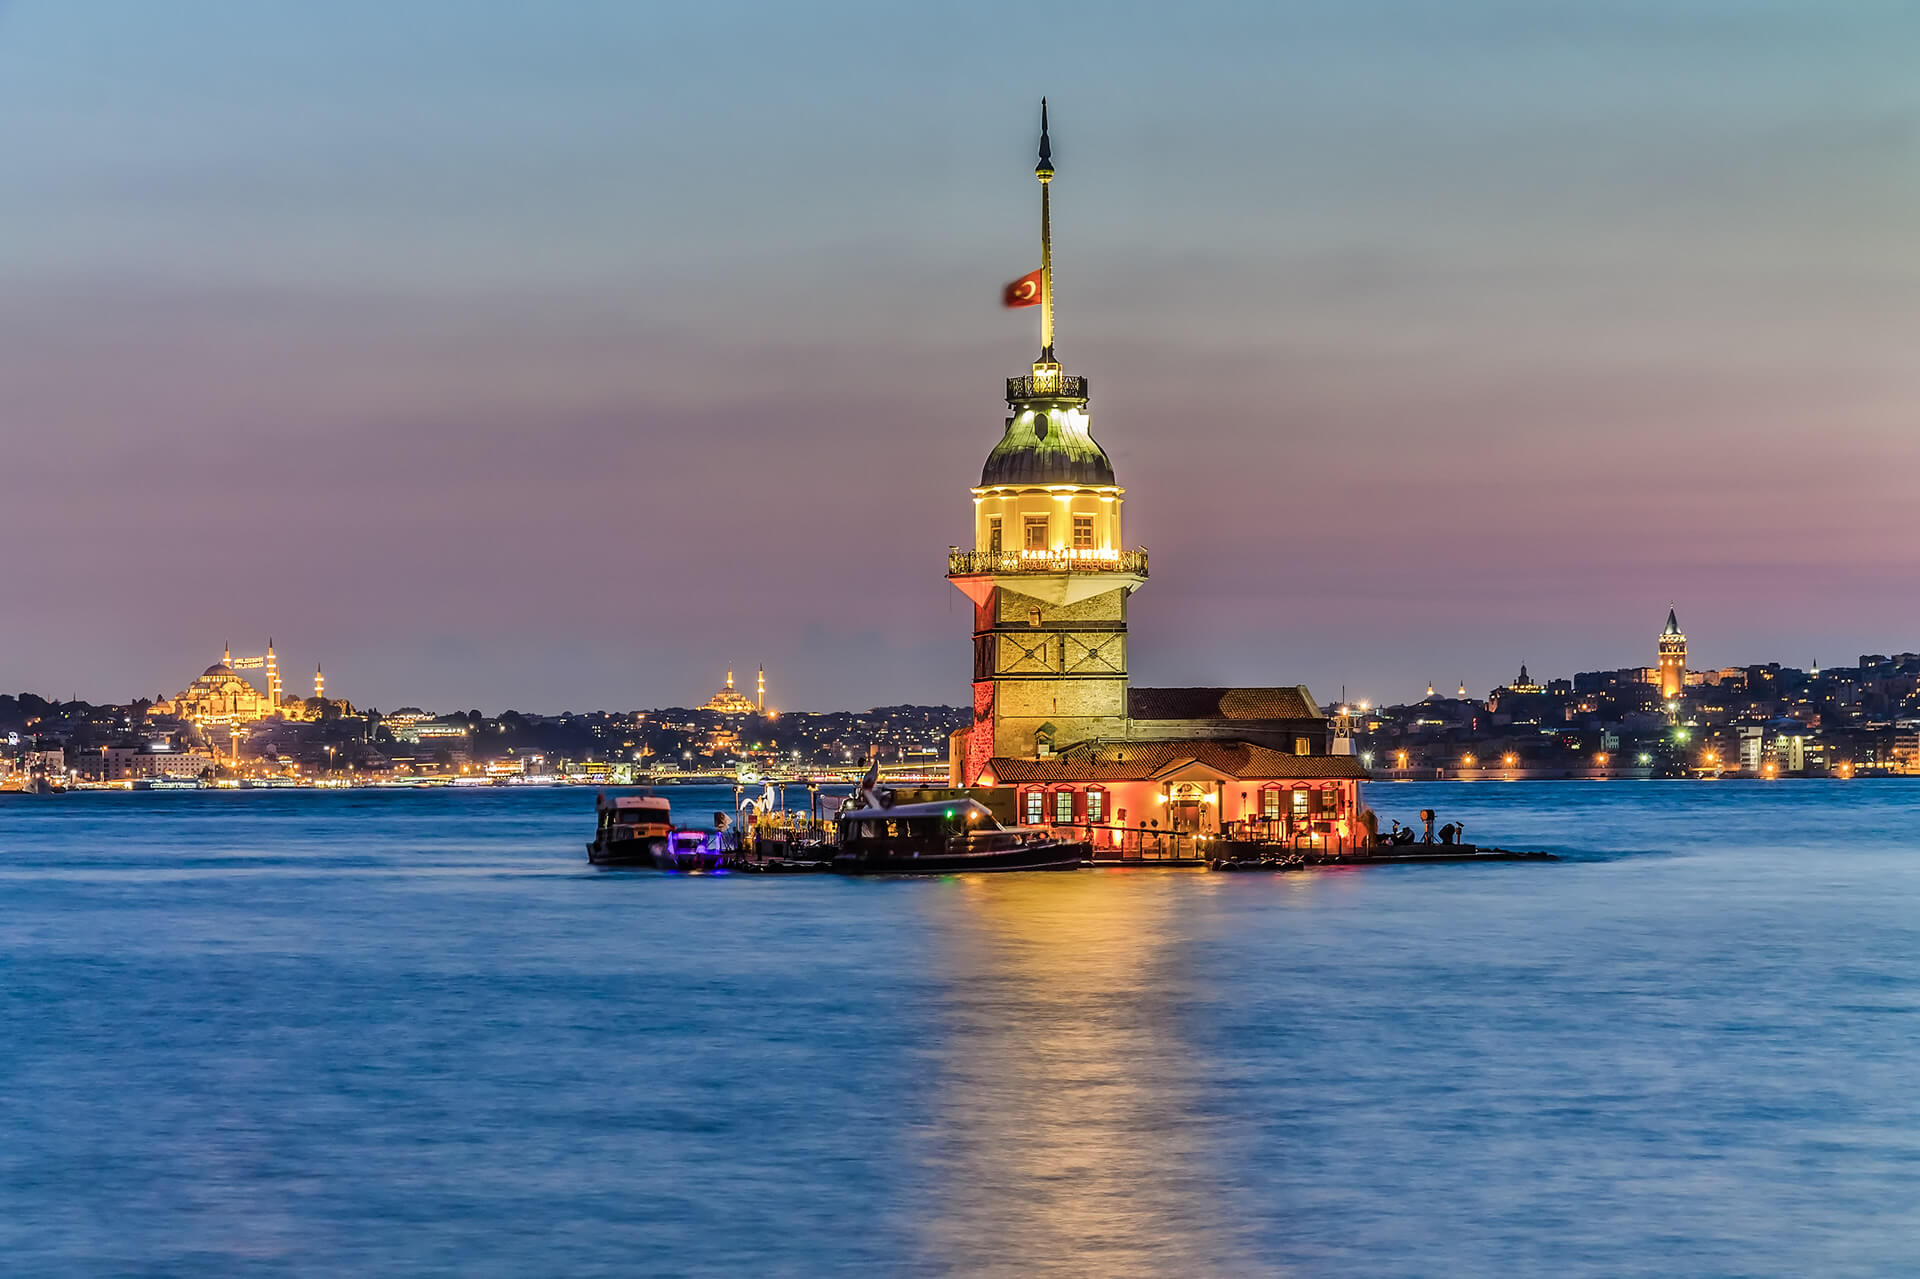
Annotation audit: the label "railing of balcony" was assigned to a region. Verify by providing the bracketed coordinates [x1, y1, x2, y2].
[1005, 373, 1089, 402]
[948, 547, 1148, 577]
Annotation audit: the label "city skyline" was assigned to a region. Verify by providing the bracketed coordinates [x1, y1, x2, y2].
[4, 2, 1918, 710]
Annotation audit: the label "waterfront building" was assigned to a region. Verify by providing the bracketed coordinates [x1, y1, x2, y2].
[1659, 608, 1688, 700]
[946, 105, 1365, 839]
[94, 746, 215, 781]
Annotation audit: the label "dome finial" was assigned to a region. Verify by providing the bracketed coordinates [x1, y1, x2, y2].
[1035, 99, 1057, 363]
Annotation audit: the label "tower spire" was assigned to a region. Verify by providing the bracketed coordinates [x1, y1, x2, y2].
[1036, 98, 1056, 363]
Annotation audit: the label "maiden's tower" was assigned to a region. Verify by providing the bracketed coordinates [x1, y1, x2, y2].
[947, 104, 1366, 841]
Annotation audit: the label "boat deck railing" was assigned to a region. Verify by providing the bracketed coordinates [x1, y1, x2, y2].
[1052, 818, 1366, 863]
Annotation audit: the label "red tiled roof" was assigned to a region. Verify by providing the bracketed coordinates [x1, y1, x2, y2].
[1127, 686, 1320, 722]
[985, 738, 1368, 784]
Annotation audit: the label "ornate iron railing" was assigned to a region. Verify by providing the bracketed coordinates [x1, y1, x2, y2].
[1006, 373, 1088, 401]
[948, 547, 1148, 577]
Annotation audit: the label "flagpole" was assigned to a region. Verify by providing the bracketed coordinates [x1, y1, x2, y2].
[1036, 98, 1055, 361]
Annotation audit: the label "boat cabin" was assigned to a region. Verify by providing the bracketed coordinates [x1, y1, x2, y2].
[595, 793, 673, 841]
[836, 799, 1001, 855]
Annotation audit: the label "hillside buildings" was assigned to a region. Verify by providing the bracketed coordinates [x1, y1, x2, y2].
[1359, 608, 1920, 777]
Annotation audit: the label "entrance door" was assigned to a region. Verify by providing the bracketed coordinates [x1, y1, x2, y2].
[1168, 783, 1208, 833]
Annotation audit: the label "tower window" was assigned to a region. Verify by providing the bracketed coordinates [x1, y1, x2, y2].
[987, 517, 1002, 554]
[1024, 516, 1049, 550]
[1072, 516, 1094, 549]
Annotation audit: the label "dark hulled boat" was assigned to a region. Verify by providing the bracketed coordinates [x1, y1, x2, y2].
[587, 793, 675, 867]
[830, 799, 1086, 875]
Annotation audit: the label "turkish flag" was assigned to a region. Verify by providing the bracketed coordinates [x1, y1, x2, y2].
[1002, 268, 1044, 309]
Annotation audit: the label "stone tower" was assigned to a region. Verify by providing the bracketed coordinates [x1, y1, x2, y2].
[948, 103, 1147, 784]
[1658, 607, 1687, 700]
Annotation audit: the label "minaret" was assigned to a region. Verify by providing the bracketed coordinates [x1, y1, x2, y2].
[223, 641, 232, 668]
[266, 638, 281, 710]
[756, 666, 765, 712]
[726, 668, 735, 692]
[948, 102, 1146, 784]
[1659, 606, 1687, 700]
[314, 664, 325, 701]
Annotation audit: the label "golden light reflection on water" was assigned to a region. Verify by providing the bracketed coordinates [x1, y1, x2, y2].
[910, 869, 1270, 1276]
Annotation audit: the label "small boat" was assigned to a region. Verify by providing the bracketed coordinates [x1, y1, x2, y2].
[654, 829, 730, 873]
[588, 792, 731, 871]
[830, 799, 1086, 875]
[587, 792, 675, 867]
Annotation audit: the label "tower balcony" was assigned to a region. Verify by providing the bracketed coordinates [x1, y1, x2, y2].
[1006, 372, 1088, 402]
[948, 547, 1148, 579]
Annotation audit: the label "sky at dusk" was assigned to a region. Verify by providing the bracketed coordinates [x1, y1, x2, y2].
[4, 1, 1918, 713]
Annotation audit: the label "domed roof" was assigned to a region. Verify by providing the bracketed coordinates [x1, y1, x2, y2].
[201, 663, 238, 679]
[981, 404, 1115, 487]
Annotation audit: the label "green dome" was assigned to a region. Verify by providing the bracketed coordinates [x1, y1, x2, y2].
[981, 400, 1115, 487]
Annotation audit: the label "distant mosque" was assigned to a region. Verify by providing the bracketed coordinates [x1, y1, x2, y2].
[148, 640, 339, 726]
[702, 667, 767, 716]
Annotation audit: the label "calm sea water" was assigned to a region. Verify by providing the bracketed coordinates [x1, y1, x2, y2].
[3, 782, 1918, 1276]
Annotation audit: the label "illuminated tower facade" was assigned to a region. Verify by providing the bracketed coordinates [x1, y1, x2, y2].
[1659, 607, 1687, 700]
[948, 103, 1147, 783]
[757, 666, 766, 712]
[314, 664, 325, 701]
[266, 638, 282, 710]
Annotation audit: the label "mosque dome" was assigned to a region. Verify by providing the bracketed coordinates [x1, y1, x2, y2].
[980, 398, 1114, 488]
[201, 663, 238, 680]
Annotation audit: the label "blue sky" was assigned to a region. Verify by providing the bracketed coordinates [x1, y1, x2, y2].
[3, 1, 1917, 710]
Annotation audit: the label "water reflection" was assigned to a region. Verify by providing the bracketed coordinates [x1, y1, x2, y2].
[911, 870, 1262, 1275]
